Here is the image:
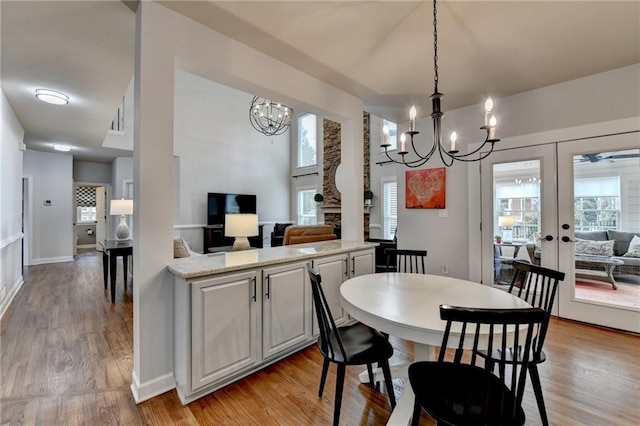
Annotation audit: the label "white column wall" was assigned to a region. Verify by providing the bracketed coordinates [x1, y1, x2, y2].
[0, 90, 25, 318]
[131, 1, 363, 402]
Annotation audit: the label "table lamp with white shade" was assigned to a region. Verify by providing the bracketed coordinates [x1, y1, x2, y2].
[225, 214, 258, 251]
[498, 215, 517, 243]
[110, 198, 133, 240]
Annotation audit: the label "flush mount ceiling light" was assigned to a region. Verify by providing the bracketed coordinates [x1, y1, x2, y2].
[381, 0, 501, 168]
[35, 89, 69, 105]
[53, 144, 71, 152]
[249, 96, 293, 136]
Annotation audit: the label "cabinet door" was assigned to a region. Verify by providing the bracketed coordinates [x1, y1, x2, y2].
[350, 249, 375, 278]
[313, 254, 349, 335]
[262, 261, 311, 359]
[191, 270, 259, 391]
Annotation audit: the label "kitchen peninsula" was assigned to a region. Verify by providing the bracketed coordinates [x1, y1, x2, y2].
[168, 240, 377, 404]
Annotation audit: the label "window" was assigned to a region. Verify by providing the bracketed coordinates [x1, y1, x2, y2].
[297, 188, 317, 225]
[77, 207, 97, 223]
[495, 175, 540, 240]
[381, 119, 397, 151]
[382, 178, 397, 240]
[574, 176, 620, 231]
[297, 114, 317, 168]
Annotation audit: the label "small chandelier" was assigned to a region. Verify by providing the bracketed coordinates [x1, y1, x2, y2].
[249, 96, 294, 136]
[382, 0, 500, 168]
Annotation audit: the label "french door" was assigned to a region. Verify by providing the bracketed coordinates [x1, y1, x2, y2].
[481, 133, 640, 333]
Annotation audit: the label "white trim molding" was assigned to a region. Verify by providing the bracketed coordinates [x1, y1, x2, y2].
[0, 276, 24, 320]
[0, 233, 23, 251]
[31, 256, 74, 265]
[130, 370, 175, 403]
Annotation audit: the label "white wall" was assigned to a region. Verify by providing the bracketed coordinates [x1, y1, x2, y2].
[23, 150, 74, 265]
[112, 157, 133, 199]
[0, 90, 25, 318]
[173, 70, 290, 252]
[73, 160, 112, 184]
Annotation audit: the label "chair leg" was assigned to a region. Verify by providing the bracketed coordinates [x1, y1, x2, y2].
[319, 358, 330, 397]
[366, 363, 375, 389]
[529, 363, 549, 426]
[333, 364, 346, 426]
[411, 396, 422, 426]
[379, 358, 396, 408]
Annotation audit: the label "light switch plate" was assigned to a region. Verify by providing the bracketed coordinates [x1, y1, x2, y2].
[438, 209, 448, 217]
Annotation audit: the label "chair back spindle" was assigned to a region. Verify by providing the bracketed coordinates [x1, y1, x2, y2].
[385, 248, 427, 274]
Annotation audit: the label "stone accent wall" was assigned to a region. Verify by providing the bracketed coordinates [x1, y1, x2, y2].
[321, 114, 371, 237]
[363, 112, 371, 238]
[323, 119, 341, 207]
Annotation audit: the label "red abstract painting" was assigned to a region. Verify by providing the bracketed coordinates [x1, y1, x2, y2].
[406, 168, 446, 209]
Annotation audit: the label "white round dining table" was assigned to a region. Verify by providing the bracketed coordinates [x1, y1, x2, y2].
[340, 273, 532, 425]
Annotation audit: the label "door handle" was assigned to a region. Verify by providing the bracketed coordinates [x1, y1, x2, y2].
[544, 235, 554, 241]
[351, 257, 356, 276]
[344, 258, 349, 277]
[265, 275, 270, 299]
[561, 236, 575, 243]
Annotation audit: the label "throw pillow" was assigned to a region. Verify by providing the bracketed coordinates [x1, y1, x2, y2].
[174, 237, 191, 258]
[623, 235, 640, 258]
[575, 238, 615, 256]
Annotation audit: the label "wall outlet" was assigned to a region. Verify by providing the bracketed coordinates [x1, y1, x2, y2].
[442, 264, 449, 275]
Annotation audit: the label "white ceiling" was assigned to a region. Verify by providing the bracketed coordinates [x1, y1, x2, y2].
[2, 1, 639, 163]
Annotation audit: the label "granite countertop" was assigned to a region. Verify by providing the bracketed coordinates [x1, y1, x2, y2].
[168, 240, 378, 280]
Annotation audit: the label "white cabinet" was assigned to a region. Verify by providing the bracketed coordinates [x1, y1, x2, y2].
[262, 261, 311, 359]
[172, 242, 378, 404]
[312, 248, 375, 335]
[313, 254, 349, 329]
[190, 270, 260, 391]
[350, 249, 375, 278]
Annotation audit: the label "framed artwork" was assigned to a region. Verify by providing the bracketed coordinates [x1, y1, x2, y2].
[406, 167, 446, 209]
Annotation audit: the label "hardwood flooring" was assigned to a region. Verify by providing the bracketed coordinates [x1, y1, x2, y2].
[1, 250, 639, 425]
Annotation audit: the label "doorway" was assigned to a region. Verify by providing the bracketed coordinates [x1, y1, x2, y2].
[73, 183, 111, 254]
[481, 134, 639, 333]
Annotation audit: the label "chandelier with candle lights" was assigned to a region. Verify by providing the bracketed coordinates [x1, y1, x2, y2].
[382, 0, 500, 168]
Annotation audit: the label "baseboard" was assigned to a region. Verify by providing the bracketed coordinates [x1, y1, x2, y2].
[31, 256, 74, 265]
[0, 276, 24, 320]
[130, 370, 175, 403]
[77, 244, 96, 249]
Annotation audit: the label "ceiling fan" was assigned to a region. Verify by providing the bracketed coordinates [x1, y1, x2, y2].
[575, 152, 640, 163]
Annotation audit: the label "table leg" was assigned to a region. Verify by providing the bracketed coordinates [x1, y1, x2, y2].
[123, 254, 128, 292]
[102, 250, 108, 289]
[386, 343, 436, 426]
[606, 264, 618, 290]
[110, 254, 117, 303]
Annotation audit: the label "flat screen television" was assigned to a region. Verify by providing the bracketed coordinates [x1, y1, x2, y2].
[207, 192, 257, 225]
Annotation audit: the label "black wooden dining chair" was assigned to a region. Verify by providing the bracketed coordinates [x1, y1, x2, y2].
[306, 265, 396, 426]
[409, 305, 546, 426]
[476, 260, 565, 426]
[385, 248, 427, 274]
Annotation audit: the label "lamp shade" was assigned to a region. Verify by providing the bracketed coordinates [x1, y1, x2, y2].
[498, 216, 517, 227]
[225, 214, 259, 237]
[110, 199, 133, 216]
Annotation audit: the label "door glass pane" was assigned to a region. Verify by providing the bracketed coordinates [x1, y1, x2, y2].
[493, 160, 541, 285]
[572, 148, 640, 309]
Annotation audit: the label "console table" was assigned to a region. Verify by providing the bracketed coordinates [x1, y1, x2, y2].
[99, 239, 133, 303]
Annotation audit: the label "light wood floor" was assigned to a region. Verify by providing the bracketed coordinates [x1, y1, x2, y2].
[1, 250, 639, 425]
